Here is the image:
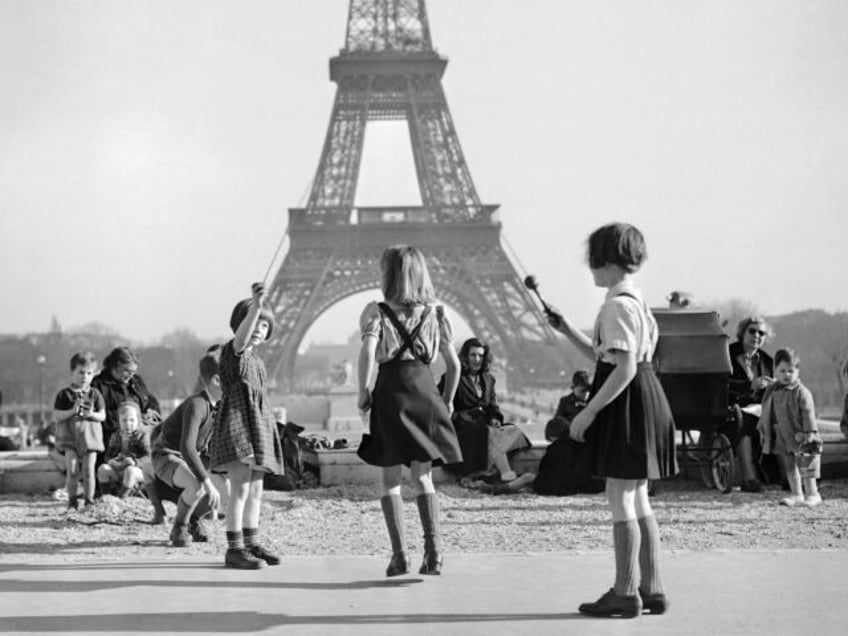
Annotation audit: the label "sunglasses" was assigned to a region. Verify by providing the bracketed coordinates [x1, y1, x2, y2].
[747, 327, 767, 337]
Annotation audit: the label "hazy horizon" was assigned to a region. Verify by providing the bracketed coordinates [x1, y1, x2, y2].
[2, 0, 847, 348]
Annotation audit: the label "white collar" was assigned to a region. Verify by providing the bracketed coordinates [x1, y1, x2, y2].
[604, 280, 640, 301]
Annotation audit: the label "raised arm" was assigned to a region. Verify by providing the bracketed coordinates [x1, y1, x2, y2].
[546, 307, 594, 360]
[234, 283, 267, 353]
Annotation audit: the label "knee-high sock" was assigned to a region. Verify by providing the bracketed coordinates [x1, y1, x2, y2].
[613, 519, 640, 597]
[638, 514, 664, 595]
[415, 493, 441, 554]
[380, 494, 407, 555]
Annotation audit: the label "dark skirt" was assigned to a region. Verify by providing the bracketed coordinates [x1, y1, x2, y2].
[357, 359, 463, 468]
[586, 361, 678, 480]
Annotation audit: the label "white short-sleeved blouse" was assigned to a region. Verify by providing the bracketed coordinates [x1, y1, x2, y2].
[360, 301, 453, 364]
[592, 282, 658, 363]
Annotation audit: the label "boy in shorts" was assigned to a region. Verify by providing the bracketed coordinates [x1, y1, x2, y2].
[151, 347, 227, 547]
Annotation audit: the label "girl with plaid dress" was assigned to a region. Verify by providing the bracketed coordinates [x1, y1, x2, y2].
[547, 223, 677, 619]
[209, 282, 284, 570]
[357, 246, 462, 577]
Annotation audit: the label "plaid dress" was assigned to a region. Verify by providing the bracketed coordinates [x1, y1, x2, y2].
[209, 340, 283, 474]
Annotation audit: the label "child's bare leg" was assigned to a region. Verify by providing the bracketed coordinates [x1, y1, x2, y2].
[780, 454, 803, 504]
[222, 461, 265, 569]
[225, 461, 250, 534]
[241, 469, 278, 565]
[169, 464, 205, 547]
[411, 461, 442, 574]
[82, 452, 97, 503]
[803, 476, 819, 497]
[121, 466, 144, 496]
[64, 450, 79, 507]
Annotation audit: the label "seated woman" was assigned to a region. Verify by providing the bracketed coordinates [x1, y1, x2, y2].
[439, 338, 530, 482]
[727, 316, 775, 492]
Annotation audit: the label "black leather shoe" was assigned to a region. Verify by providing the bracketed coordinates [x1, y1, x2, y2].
[386, 552, 411, 577]
[225, 548, 267, 570]
[248, 544, 281, 566]
[639, 589, 669, 614]
[578, 588, 642, 618]
[419, 551, 442, 575]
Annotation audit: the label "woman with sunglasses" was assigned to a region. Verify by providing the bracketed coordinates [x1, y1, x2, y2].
[728, 316, 775, 492]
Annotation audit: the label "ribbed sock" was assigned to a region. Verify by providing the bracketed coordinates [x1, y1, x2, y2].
[242, 527, 259, 548]
[226, 530, 244, 550]
[613, 519, 640, 597]
[638, 514, 664, 595]
[415, 493, 441, 554]
[380, 494, 407, 555]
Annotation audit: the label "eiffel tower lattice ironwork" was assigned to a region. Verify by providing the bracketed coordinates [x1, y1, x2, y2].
[264, 0, 571, 390]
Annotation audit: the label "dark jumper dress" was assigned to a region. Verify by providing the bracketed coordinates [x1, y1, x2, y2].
[357, 303, 463, 468]
[586, 293, 678, 480]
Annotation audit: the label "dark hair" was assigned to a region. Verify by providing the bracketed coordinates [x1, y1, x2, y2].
[571, 370, 591, 389]
[458, 337, 493, 374]
[774, 348, 800, 368]
[735, 316, 774, 342]
[586, 223, 647, 272]
[230, 300, 276, 339]
[70, 351, 96, 371]
[198, 345, 222, 382]
[102, 347, 138, 373]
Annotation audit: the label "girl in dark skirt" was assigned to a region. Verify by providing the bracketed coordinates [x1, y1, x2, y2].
[209, 282, 284, 570]
[547, 223, 678, 619]
[357, 245, 462, 577]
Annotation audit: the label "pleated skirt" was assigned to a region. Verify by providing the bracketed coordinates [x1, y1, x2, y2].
[357, 359, 463, 468]
[587, 361, 678, 480]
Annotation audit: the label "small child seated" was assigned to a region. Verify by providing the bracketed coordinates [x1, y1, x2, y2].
[545, 370, 591, 441]
[97, 401, 150, 498]
[758, 348, 822, 507]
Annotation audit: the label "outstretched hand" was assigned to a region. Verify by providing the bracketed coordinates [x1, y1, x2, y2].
[545, 305, 565, 332]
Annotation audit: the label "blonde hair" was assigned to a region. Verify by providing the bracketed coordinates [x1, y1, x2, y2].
[380, 245, 435, 306]
[117, 401, 141, 425]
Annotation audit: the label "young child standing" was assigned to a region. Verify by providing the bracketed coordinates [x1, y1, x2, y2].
[53, 352, 106, 510]
[97, 401, 149, 498]
[547, 223, 677, 618]
[357, 245, 462, 577]
[758, 348, 822, 507]
[209, 283, 284, 570]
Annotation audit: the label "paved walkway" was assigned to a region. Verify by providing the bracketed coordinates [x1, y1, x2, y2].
[0, 550, 843, 635]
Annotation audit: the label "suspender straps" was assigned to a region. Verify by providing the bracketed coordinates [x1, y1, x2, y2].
[378, 302, 433, 363]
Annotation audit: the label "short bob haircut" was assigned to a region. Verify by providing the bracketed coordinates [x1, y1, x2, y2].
[230, 300, 276, 340]
[774, 348, 801, 368]
[103, 347, 139, 374]
[735, 316, 774, 342]
[116, 400, 142, 423]
[571, 369, 591, 389]
[586, 222, 647, 273]
[380, 245, 435, 306]
[458, 337, 493, 375]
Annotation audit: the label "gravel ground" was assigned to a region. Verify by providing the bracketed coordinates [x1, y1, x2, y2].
[2, 477, 848, 564]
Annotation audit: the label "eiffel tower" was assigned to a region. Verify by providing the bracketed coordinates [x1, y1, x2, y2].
[265, 0, 570, 390]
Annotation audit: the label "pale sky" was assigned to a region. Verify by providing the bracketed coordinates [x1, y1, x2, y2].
[1, 0, 847, 347]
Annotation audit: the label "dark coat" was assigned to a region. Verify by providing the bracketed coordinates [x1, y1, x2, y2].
[91, 371, 161, 435]
[728, 341, 774, 407]
[439, 371, 503, 474]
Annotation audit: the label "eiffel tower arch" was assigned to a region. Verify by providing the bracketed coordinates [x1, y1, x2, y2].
[265, 0, 571, 390]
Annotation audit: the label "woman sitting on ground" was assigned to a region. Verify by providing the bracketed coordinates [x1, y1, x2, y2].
[439, 338, 530, 483]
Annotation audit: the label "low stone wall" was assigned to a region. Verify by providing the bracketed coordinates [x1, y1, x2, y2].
[0, 450, 64, 494]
